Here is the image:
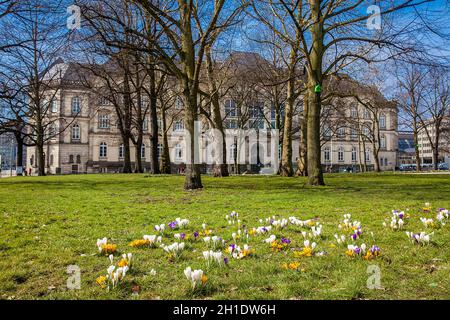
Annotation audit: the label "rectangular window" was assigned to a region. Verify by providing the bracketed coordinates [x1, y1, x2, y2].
[98, 115, 110, 129]
[225, 100, 237, 118]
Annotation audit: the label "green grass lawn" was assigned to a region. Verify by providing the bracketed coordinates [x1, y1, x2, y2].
[0, 173, 449, 300]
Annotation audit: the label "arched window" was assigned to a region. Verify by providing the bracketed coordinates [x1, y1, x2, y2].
[351, 147, 357, 163]
[338, 146, 344, 162]
[119, 144, 124, 159]
[30, 155, 34, 166]
[72, 124, 80, 141]
[380, 135, 386, 149]
[230, 143, 237, 162]
[379, 113, 386, 129]
[173, 120, 184, 132]
[141, 144, 146, 158]
[175, 143, 183, 160]
[365, 148, 371, 162]
[99, 142, 107, 158]
[71, 96, 81, 114]
[324, 147, 331, 162]
[49, 154, 54, 166]
[69, 155, 74, 163]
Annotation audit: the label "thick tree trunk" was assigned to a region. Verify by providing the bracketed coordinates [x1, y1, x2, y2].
[36, 141, 45, 176]
[306, 85, 324, 185]
[205, 45, 229, 178]
[296, 92, 308, 176]
[160, 111, 171, 174]
[306, 1, 325, 186]
[183, 91, 203, 190]
[122, 136, 132, 173]
[280, 82, 294, 177]
[15, 133, 24, 176]
[134, 135, 143, 173]
[149, 68, 160, 174]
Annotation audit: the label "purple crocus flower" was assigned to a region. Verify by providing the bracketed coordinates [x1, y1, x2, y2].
[168, 221, 177, 229]
[193, 231, 199, 238]
[354, 247, 361, 255]
[180, 233, 186, 240]
[281, 237, 291, 244]
[351, 234, 357, 240]
[224, 257, 229, 265]
[398, 213, 404, 219]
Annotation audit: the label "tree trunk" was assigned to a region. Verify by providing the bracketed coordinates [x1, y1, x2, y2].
[122, 136, 132, 173]
[36, 141, 45, 176]
[134, 134, 143, 173]
[306, 0, 325, 186]
[280, 78, 294, 177]
[149, 68, 160, 174]
[205, 45, 229, 178]
[413, 126, 421, 171]
[296, 92, 308, 176]
[160, 110, 171, 174]
[15, 133, 24, 176]
[183, 91, 203, 190]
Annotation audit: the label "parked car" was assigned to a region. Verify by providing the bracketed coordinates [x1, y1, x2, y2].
[438, 163, 449, 170]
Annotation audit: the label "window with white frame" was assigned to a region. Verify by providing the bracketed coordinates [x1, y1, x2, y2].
[175, 97, 183, 109]
[98, 114, 109, 129]
[337, 127, 346, 139]
[324, 147, 331, 162]
[142, 119, 148, 131]
[351, 147, 357, 162]
[99, 142, 107, 158]
[51, 99, 58, 113]
[338, 146, 344, 162]
[72, 124, 80, 140]
[380, 135, 386, 149]
[350, 128, 358, 139]
[323, 124, 332, 138]
[365, 148, 371, 162]
[173, 120, 184, 132]
[225, 100, 237, 117]
[379, 113, 386, 129]
[230, 143, 237, 162]
[119, 144, 124, 159]
[72, 96, 81, 114]
[364, 108, 371, 119]
[175, 143, 183, 160]
[100, 97, 109, 106]
[351, 107, 358, 118]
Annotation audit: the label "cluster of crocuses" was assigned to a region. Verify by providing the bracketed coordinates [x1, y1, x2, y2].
[294, 240, 317, 257]
[350, 226, 363, 240]
[96, 253, 133, 290]
[184, 267, 207, 290]
[203, 250, 226, 267]
[338, 214, 361, 231]
[160, 242, 185, 259]
[264, 235, 291, 252]
[154, 224, 165, 234]
[226, 243, 254, 259]
[334, 234, 347, 245]
[96, 237, 117, 255]
[406, 231, 433, 245]
[288, 216, 312, 227]
[130, 235, 162, 248]
[226, 211, 240, 225]
[203, 236, 226, 249]
[345, 244, 380, 260]
[383, 210, 405, 230]
[168, 218, 189, 230]
[420, 217, 435, 228]
[436, 208, 449, 226]
[250, 225, 272, 235]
